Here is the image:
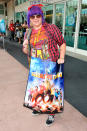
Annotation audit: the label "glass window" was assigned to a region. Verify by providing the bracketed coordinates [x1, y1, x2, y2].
[42, 4, 53, 24]
[0, 4, 4, 14]
[15, 0, 27, 5]
[0, 10, 4, 15]
[23, 0, 26, 2]
[0, 4, 4, 9]
[17, 0, 22, 5]
[17, 0, 20, 5]
[20, 0, 22, 4]
[15, 12, 21, 22]
[78, 0, 87, 50]
[24, 12, 27, 21]
[64, 0, 78, 47]
[15, 12, 27, 24]
[55, 4, 64, 32]
[15, 0, 18, 6]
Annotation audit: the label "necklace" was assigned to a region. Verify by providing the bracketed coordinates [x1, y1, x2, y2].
[33, 27, 42, 47]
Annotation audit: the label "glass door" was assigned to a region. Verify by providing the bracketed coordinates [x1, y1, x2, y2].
[42, 4, 53, 24]
[64, 0, 78, 47]
[55, 3, 65, 33]
[78, 0, 87, 50]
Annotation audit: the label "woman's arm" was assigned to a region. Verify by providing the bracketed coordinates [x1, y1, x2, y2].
[50, 24, 66, 64]
[57, 43, 66, 64]
[22, 39, 28, 55]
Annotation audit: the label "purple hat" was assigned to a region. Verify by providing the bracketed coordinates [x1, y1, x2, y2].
[27, 4, 45, 27]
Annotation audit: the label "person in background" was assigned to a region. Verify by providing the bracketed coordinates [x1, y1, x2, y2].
[15, 20, 22, 44]
[8, 20, 15, 40]
[23, 4, 66, 126]
[22, 20, 28, 37]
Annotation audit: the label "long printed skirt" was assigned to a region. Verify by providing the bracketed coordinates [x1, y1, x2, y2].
[24, 56, 64, 114]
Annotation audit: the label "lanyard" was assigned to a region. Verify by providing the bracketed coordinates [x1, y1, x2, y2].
[33, 27, 42, 47]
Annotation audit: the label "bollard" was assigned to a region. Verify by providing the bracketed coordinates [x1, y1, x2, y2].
[2, 36, 5, 50]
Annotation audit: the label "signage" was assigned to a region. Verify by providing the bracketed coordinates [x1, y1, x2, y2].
[0, 19, 6, 34]
[66, 15, 75, 26]
[29, 0, 53, 5]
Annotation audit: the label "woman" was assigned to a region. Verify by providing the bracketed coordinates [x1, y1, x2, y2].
[23, 4, 66, 126]
[22, 20, 28, 37]
[9, 20, 15, 40]
[15, 20, 22, 44]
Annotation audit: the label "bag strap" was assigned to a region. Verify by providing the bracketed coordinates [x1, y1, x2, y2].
[27, 28, 32, 41]
[27, 28, 32, 57]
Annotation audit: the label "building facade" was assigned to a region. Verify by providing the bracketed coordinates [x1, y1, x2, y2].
[0, 0, 87, 59]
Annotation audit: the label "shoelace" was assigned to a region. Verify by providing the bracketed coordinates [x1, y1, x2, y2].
[48, 115, 54, 121]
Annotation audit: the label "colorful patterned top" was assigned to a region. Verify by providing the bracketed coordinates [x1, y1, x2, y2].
[24, 22, 66, 62]
[30, 26, 50, 60]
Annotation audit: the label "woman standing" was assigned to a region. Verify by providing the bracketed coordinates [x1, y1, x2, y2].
[22, 20, 28, 37]
[23, 4, 66, 126]
[9, 20, 15, 40]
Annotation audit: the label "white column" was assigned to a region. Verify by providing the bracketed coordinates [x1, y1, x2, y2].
[7, 0, 15, 25]
[52, 3, 56, 24]
[62, 2, 66, 37]
[74, 0, 82, 49]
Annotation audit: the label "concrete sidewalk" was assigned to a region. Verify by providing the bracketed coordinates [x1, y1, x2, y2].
[0, 49, 87, 131]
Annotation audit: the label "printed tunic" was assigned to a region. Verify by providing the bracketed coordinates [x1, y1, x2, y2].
[24, 25, 64, 113]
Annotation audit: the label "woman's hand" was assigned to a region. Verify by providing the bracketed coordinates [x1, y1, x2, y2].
[58, 43, 66, 64]
[57, 58, 64, 64]
[22, 39, 28, 54]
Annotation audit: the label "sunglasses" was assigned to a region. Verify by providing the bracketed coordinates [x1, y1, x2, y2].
[30, 14, 42, 19]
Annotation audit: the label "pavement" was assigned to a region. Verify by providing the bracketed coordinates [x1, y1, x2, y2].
[0, 38, 87, 131]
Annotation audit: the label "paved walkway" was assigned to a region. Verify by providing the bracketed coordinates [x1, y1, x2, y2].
[0, 49, 87, 131]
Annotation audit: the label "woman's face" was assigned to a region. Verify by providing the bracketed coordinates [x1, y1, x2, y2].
[30, 14, 42, 28]
[10, 20, 13, 24]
